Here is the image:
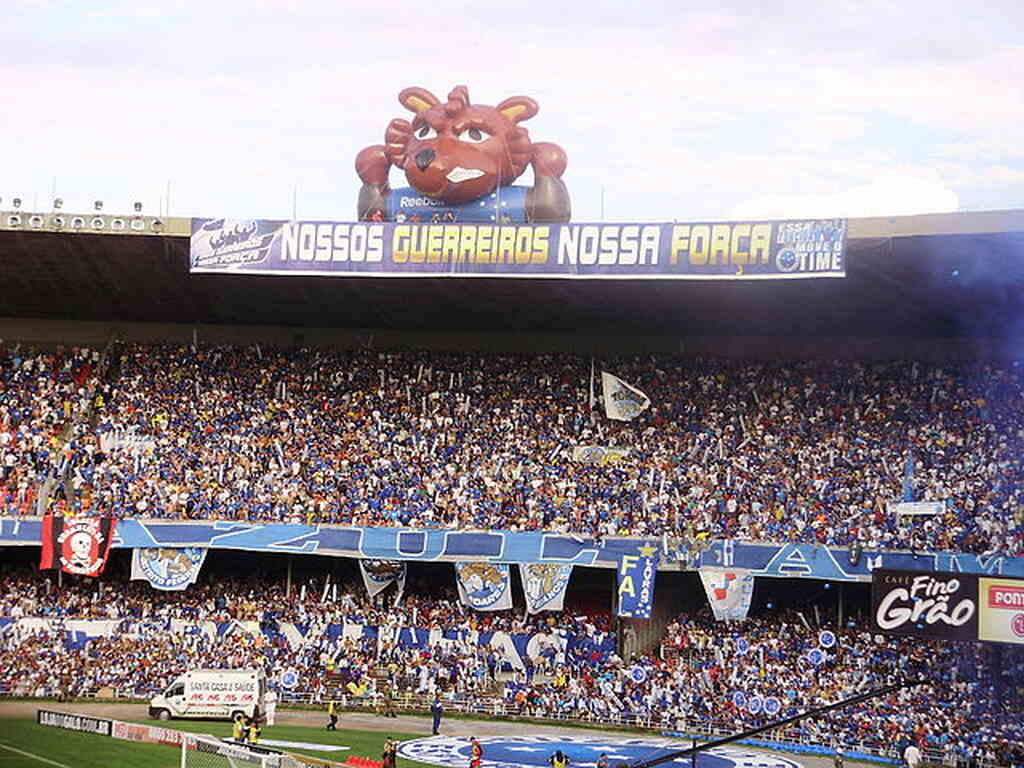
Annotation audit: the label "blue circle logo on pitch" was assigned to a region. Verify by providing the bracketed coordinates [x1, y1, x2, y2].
[398, 736, 804, 768]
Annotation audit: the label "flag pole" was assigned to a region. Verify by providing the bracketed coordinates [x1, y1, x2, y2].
[588, 358, 595, 410]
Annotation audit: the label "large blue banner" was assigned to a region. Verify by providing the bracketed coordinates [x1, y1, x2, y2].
[189, 218, 847, 280]
[2, 518, 1023, 581]
[616, 546, 659, 619]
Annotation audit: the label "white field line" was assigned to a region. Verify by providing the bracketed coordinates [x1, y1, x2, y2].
[0, 741, 73, 768]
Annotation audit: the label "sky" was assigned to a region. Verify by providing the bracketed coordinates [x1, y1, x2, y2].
[3, 0, 1023, 223]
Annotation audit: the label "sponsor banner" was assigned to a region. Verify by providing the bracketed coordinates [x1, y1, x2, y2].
[5, 517, 1024, 580]
[111, 719, 184, 748]
[601, 372, 651, 421]
[519, 563, 573, 614]
[699, 568, 756, 621]
[617, 545, 659, 619]
[978, 577, 1024, 645]
[359, 559, 407, 600]
[190, 218, 847, 280]
[570, 445, 630, 465]
[131, 547, 207, 590]
[39, 515, 116, 577]
[36, 709, 113, 736]
[888, 501, 945, 516]
[871, 569, 978, 640]
[455, 562, 512, 611]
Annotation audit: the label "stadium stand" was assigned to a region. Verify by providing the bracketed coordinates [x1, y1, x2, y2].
[2, 210, 1024, 768]
[3, 341, 1023, 555]
[0, 567, 1021, 766]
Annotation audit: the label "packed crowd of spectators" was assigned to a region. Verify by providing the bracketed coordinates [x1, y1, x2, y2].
[0, 566, 605, 701]
[4, 341, 1024, 555]
[508, 613, 1023, 766]
[1, 567, 1021, 765]
[0, 345, 99, 515]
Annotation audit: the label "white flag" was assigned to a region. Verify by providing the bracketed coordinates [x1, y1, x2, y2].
[455, 563, 513, 611]
[359, 560, 407, 600]
[601, 372, 651, 421]
[519, 563, 573, 614]
[131, 548, 207, 591]
[699, 568, 755, 622]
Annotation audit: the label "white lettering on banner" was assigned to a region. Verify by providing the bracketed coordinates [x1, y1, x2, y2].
[280, 223, 385, 263]
[990, 585, 1024, 608]
[556, 225, 660, 267]
[37, 710, 112, 736]
[400, 196, 443, 208]
[639, 557, 654, 607]
[875, 575, 975, 630]
[111, 720, 184, 747]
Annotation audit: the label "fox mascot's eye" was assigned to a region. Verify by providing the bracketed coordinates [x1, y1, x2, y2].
[455, 127, 490, 144]
[415, 125, 437, 140]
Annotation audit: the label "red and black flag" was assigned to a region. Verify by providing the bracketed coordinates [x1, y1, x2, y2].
[39, 516, 117, 577]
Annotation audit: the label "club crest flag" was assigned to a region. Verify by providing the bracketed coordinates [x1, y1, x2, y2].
[455, 562, 513, 611]
[359, 559, 407, 602]
[571, 445, 630, 466]
[39, 516, 117, 577]
[519, 563, 573, 614]
[617, 544, 659, 619]
[601, 372, 651, 421]
[131, 548, 207, 591]
[699, 567, 756, 621]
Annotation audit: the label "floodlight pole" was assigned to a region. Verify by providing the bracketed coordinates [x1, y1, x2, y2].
[635, 679, 929, 768]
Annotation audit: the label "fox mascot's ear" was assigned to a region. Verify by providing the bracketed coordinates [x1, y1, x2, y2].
[398, 87, 441, 115]
[496, 96, 539, 124]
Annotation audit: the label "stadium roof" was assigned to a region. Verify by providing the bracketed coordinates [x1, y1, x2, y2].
[1, 209, 1023, 338]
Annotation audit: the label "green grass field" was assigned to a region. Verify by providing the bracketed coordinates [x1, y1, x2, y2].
[0, 718, 420, 768]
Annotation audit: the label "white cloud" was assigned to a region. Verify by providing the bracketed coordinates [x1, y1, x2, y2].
[0, 0, 1021, 220]
[731, 167, 960, 219]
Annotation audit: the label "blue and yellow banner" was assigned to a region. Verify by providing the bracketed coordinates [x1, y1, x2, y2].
[617, 544, 659, 619]
[520, 563, 574, 614]
[190, 218, 846, 280]
[455, 562, 513, 611]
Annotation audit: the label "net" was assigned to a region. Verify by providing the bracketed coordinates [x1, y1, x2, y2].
[180, 734, 306, 768]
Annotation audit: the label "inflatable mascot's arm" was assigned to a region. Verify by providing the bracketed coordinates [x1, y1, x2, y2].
[355, 85, 570, 223]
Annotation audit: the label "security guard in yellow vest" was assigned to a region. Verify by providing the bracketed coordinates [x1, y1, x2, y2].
[246, 715, 262, 744]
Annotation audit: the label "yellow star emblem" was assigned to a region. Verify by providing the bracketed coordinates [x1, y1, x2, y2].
[638, 544, 658, 557]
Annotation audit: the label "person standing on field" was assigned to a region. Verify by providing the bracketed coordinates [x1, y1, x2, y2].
[431, 695, 443, 735]
[264, 689, 278, 726]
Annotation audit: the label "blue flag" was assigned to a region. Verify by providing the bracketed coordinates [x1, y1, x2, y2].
[616, 544, 659, 618]
[902, 452, 915, 501]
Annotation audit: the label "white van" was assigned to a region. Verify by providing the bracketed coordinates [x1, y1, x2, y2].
[149, 669, 265, 721]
